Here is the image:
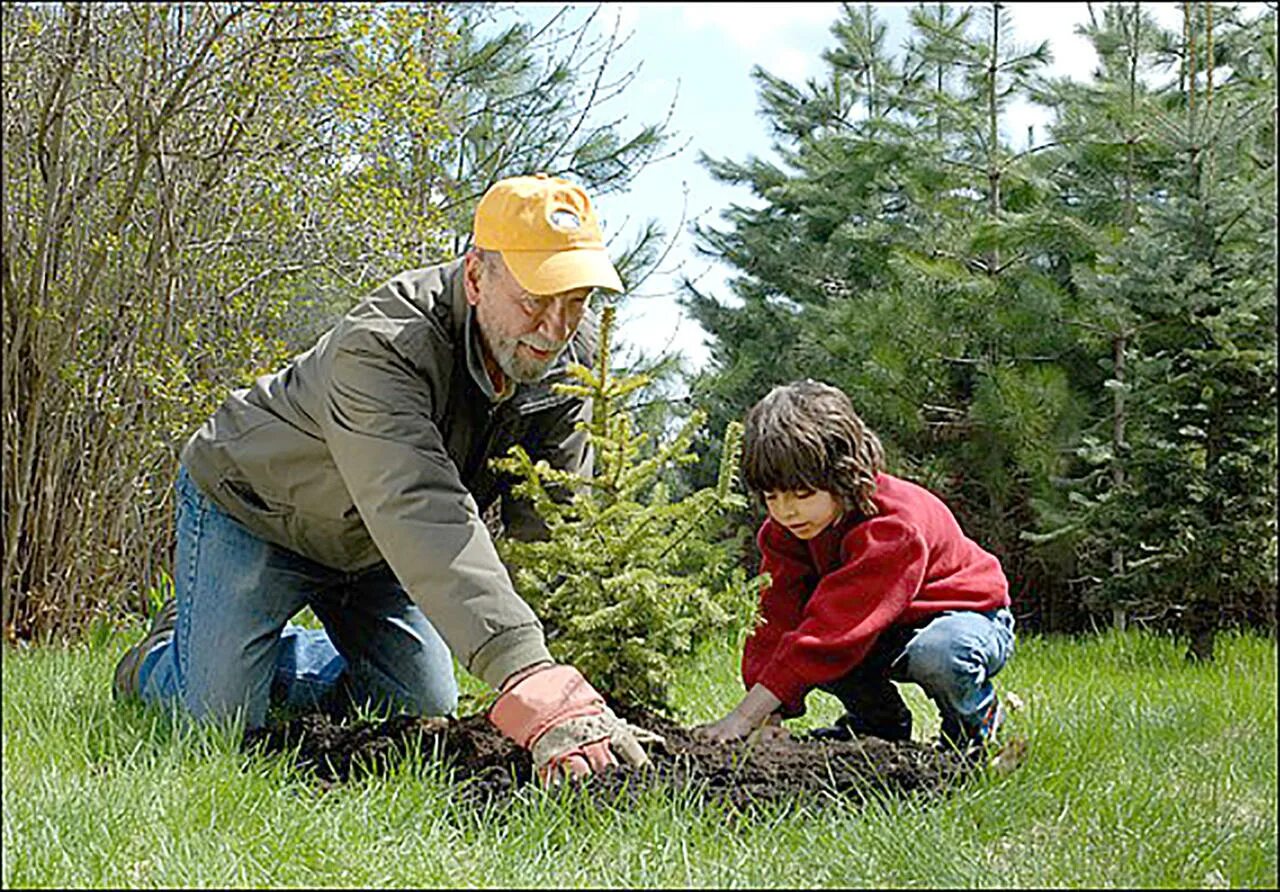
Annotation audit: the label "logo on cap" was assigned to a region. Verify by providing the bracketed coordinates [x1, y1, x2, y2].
[549, 209, 581, 231]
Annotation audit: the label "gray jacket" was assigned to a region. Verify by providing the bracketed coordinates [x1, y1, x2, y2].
[180, 259, 595, 689]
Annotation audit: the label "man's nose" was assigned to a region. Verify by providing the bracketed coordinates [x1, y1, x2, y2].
[536, 297, 575, 341]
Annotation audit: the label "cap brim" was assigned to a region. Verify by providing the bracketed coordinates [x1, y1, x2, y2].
[501, 247, 624, 295]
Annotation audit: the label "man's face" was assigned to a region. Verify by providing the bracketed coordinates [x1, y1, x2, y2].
[464, 250, 592, 384]
[763, 488, 844, 540]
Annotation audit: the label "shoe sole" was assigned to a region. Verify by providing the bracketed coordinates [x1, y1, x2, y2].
[112, 600, 178, 701]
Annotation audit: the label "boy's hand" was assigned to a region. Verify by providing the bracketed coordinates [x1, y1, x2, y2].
[750, 715, 791, 743]
[695, 711, 760, 744]
[693, 683, 784, 744]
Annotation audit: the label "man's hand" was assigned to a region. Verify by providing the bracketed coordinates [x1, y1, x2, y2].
[488, 663, 665, 785]
[693, 683, 784, 744]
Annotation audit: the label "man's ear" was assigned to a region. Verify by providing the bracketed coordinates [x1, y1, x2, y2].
[463, 248, 483, 307]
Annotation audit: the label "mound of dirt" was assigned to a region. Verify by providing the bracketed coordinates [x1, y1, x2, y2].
[243, 705, 975, 811]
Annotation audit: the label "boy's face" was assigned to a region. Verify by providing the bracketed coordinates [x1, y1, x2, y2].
[763, 488, 844, 540]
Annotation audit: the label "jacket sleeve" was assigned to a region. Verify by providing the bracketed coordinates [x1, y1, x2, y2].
[500, 394, 594, 542]
[320, 332, 553, 692]
[753, 516, 928, 714]
[742, 519, 814, 716]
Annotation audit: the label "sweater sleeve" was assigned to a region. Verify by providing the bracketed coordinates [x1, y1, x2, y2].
[754, 515, 928, 713]
[741, 520, 814, 713]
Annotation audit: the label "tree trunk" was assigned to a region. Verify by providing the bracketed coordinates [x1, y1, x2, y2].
[1185, 2, 1196, 119]
[1110, 334, 1128, 629]
[1183, 598, 1218, 662]
[986, 2, 1001, 275]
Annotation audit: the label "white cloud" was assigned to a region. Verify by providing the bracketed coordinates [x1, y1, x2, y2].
[600, 1, 642, 35]
[768, 46, 820, 84]
[678, 3, 839, 52]
[1001, 3, 1098, 80]
[669, 3, 844, 87]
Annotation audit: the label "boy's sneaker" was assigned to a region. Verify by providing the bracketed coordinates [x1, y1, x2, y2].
[807, 710, 912, 743]
[112, 598, 178, 702]
[938, 697, 1005, 757]
[806, 714, 855, 742]
[973, 697, 1005, 746]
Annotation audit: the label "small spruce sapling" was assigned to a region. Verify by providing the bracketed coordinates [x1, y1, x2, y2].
[491, 306, 763, 714]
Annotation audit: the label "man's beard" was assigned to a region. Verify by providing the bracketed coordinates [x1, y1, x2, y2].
[481, 323, 567, 384]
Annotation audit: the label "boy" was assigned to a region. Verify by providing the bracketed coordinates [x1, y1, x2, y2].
[695, 380, 1015, 753]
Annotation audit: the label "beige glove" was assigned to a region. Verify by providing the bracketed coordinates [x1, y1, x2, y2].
[489, 664, 666, 784]
[528, 706, 666, 779]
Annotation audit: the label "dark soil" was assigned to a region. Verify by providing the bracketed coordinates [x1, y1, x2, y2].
[243, 704, 974, 812]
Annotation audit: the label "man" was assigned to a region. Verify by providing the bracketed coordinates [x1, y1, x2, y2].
[114, 173, 659, 783]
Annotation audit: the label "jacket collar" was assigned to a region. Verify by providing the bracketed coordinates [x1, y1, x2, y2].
[442, 259, 514, 404]
[804, 506, 858, 551]
[464, 306, 515, 404]
[441, 256, 600, 406]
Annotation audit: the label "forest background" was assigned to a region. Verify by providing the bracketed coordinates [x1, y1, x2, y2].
[2, 1, 1275, 663]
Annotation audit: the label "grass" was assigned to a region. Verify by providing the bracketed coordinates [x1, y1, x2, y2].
[3, 622, 1276, 888]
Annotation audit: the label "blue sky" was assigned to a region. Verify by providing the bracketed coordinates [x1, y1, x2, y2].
[508, 3, 1209, 375]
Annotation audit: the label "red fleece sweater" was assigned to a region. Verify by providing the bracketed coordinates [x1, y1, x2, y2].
[742, 472, 1010, 716]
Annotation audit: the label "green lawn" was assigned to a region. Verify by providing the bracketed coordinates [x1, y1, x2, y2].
[3, 623, 1275, 888]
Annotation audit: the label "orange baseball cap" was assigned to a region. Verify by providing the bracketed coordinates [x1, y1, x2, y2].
[473, 173, 624, 295]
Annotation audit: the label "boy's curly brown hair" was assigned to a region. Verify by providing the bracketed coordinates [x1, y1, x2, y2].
[742, 379, 886, 519]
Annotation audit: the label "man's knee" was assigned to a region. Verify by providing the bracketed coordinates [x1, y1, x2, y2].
[358, 660, 458, 717]
[408, 675, 458, 716]
[183, 667, 273, 728]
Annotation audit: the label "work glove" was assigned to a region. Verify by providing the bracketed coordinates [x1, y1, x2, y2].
[488, 663, 665, 785]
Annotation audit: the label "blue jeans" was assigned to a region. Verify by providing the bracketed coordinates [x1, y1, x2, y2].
[136, 468, 458, 729]
[817, 607, 1015, 741]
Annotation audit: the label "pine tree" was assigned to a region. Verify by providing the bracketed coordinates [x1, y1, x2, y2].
[1032, 2, 1277, 655]
[685, 2, 1084, 625]
[684, 1, 1275, 641]
[492, 306, 762, 713]
[1023, 1, 1173, 630]
[1128, 2, 1276, 660]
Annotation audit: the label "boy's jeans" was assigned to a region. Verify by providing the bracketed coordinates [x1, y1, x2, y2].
[136, 467, 458, 729]
[818, 607, 1015, 742]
